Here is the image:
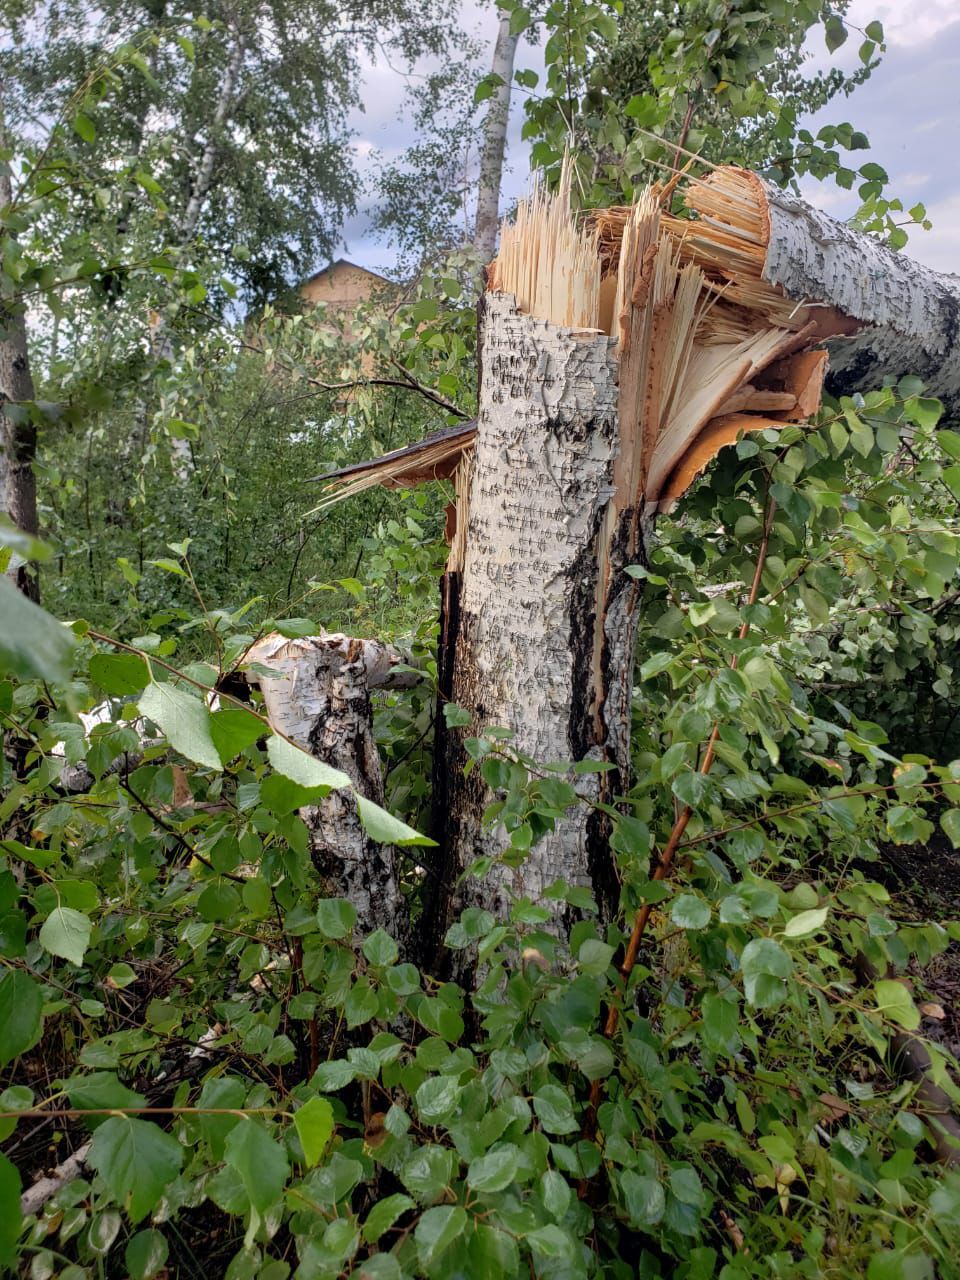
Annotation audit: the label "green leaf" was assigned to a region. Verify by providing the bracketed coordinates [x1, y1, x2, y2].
[139, 682, 221, 771]
[362, 1192, 414, 1244]
[294, 1097, 334, 1166]
[73, 111, 96, 142]
[540, 1169, 571, 1221]
[416, 1074, 463, 1123]
[125, 1229, 169, 1280]
[533, 1084, 577, 1134]
[0, 579, 76, 682]
[509, 6, 530, 35]
[87, 1117, 183, 1222]
[242, 878, 272, 918]
[0, 970, 43, 1066]
[39, 907, 91, 966]
[941, 810, 960, 848]
[824, 15, 847, 51]
[620, 1169, 665, 1228]
[88, 652, 150, 695]
[223, 1118, 289, 1214]
[209, 707, 264, 763]
[266, 734, 350, 791]
[196, 1077, 245, 1160]
[467, 1145, 520, 1193]
[527, 1224, 576, 1261]
[362, 929, 399, 967]
[197, 883, 240, 922]
[66, 1072, 145, 1130]
[783, 906, 829, 938]
[415, 1205, 468, 1269]
[356, 794, 437, 846]
[671, 894, 711, 930]
[316, 897, 357, 939]
[874, 979, 920, 1030]
[740, 938, 793, 1010]
[0, 1152, 21, 1268]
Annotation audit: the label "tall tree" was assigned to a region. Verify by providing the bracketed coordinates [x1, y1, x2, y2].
[0, 124, 39, 599]
[3, 0, 463, 305]
[473, 4, 521, 260]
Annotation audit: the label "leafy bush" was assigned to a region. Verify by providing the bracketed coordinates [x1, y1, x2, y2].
[3, 385, 960, 1278]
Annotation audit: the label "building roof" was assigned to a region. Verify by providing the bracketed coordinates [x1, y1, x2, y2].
[301, 258, 391, 288]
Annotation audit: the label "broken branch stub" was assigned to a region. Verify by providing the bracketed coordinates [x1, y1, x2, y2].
[244, 632, 418, 942]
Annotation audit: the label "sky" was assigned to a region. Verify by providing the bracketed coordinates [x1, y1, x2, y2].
[338, 0, 960, 278]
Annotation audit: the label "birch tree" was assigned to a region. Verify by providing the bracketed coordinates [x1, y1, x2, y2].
[473, 5, 521, 261]
[0, 111, 39, 599]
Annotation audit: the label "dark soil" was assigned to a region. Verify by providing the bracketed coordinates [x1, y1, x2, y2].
[880, 829, 960, 1060]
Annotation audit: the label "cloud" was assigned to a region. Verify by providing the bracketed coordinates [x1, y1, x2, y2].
[800, 16, 960, 274]
[332, 0, 960, 280]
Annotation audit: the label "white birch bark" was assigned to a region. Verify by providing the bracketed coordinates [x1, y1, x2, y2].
[178, 35, 244, 247]
[432, 293, 636, 946]
[245, 633, 418, 941]
[0, 154, 39, 598]
[474, 7, 520, 262]
[759, 182, 960, 413]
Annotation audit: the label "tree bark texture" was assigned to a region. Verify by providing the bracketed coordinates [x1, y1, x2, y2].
[429, 293, 641, 953]
[758, 181, 960, 415]
[0, 166, 39, 599]
[245, 633, 417, 941]
[474, 7, 519, 262]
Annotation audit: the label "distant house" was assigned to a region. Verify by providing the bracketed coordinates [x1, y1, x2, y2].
[298, 259, 395, 319]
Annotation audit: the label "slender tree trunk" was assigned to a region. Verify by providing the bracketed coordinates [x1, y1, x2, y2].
[178, 33, 244, 247]
[245, 633, 418, 942]
[0, 147, 39, 600]
[474, 6, 519, 261]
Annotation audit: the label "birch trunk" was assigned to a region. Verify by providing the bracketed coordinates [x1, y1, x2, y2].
[428, 292, 641, 953]
[0, 159, 39, 600]
[474, 7, 519, 262]
[245, 633, 417, 941]
[757, 182, 960, 413]
[178, 34, 244, 247]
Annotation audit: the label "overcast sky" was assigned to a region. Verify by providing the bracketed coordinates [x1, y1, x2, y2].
[338, 0, 960, 277]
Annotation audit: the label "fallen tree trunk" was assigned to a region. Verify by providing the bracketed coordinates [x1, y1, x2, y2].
[245, 632, 419, 941]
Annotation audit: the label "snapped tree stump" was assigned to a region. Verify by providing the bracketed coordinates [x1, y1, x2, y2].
[244, 632, 419, 942]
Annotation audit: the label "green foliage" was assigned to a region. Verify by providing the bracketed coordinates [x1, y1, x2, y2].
[3, 387, 960, 1277]
[2, 6, 960, 1277]
[511, 0, 927, 246]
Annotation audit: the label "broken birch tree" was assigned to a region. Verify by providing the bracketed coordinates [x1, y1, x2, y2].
[317, 164, 960, 955]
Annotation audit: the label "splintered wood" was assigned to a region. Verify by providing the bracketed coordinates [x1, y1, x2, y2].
[489, 166, 601, 330]
[317, 165, 835, 518]
[490, 163, 832, 512]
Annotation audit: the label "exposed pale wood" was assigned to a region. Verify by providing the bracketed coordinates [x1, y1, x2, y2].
[756, 349, 828, 420]
[657, 413, 797, 511]
[491, 162, 601, 330]
[714, 386, 797, 415]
